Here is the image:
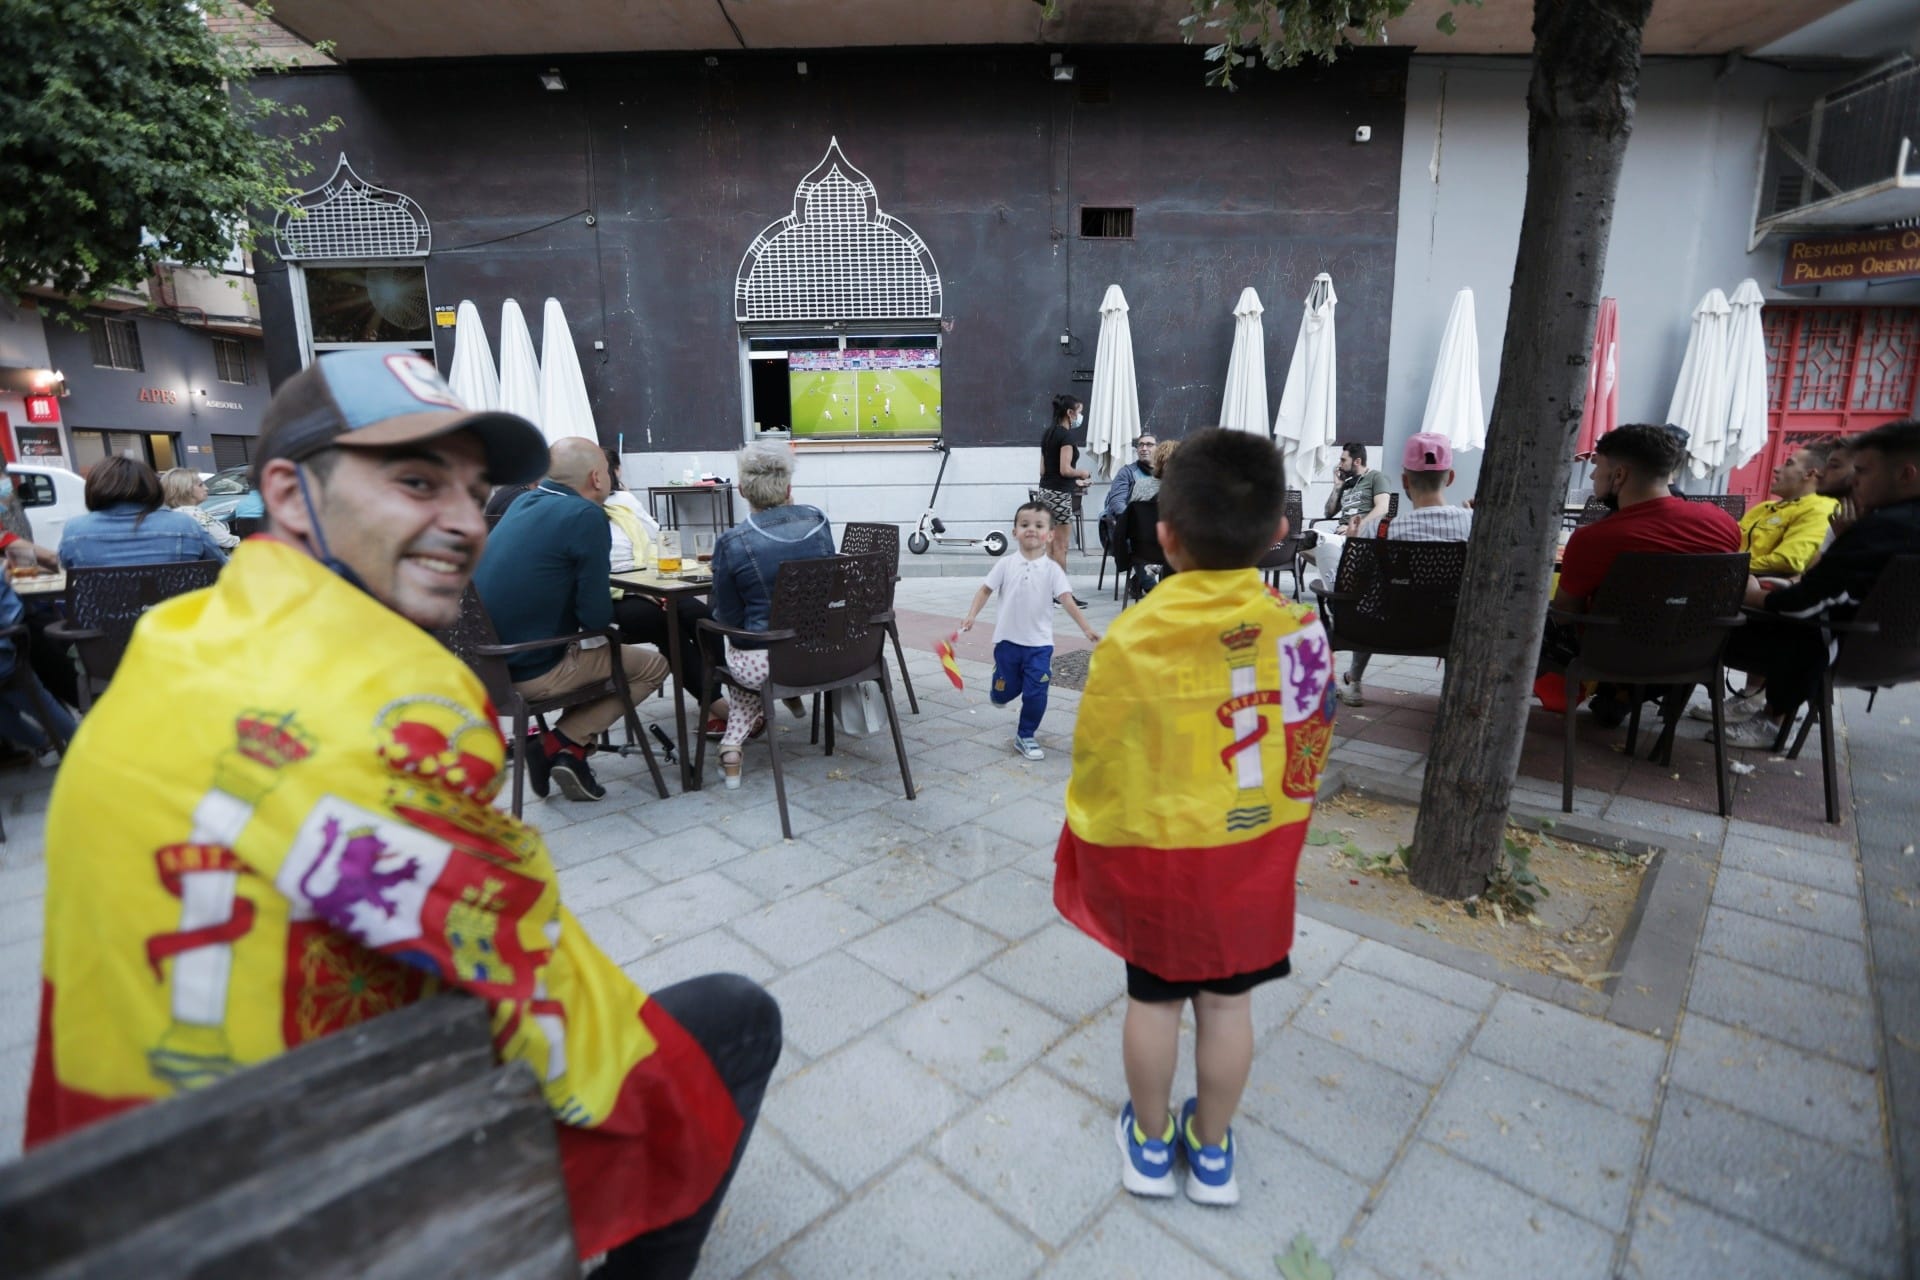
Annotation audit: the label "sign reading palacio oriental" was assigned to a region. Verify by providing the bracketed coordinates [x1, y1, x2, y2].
[1780, 230, 1920, 287]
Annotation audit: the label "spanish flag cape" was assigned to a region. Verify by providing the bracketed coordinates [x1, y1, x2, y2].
[1054, 569, 1336, 981]
[26, 539, 739, 1257]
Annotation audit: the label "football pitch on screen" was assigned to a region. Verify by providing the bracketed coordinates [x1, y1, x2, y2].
[790, 369, 941, 438]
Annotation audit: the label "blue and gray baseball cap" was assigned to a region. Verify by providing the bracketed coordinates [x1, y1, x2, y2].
[256, 350, 548, 485]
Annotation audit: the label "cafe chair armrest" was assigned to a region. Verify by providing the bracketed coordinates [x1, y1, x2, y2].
[44, 622, 105, 644]
[473, 628, 610, 658]
[695, 618, 800, 645]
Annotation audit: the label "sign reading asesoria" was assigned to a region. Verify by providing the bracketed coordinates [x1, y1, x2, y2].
[1780, 229, 1920, 287]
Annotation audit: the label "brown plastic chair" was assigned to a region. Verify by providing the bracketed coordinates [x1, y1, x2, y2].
[227, 516, 264, 539]
[1257, 490, 1307, 597]
[1294, 493, 1399, 597]
[694, 552, 915, 838]
[435, 588, 667, 818]
[838, 521, 918, 714]
[1118, 500, 1169, 609]
[1547, 552, 1750, 816]
[47, 561, 223, 711]
[1770, 555, 1920, 824]
[1573, 495, 1612, 528]
[1687, 493, 1749, 519]
[1311, 538, 1468, 661]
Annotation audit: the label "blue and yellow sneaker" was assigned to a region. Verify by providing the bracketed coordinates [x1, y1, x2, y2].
[1177, 1096, 1239, 1206]
[1115, 1101, 1177, 1197]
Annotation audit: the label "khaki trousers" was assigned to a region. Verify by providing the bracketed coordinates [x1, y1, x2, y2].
[515, 642, 670, 743]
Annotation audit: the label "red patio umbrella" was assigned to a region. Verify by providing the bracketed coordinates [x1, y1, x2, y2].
[1575, 297, 1619, 458]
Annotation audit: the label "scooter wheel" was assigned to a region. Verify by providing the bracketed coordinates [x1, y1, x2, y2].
[907, 532, 930, 555]
[983, 532, 1009, 557]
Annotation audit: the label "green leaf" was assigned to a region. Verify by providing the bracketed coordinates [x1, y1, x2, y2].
[1275, 1232, 1336, 1280]
[1305, 830, 1335, 847]
[1436, 11, 1457, 35]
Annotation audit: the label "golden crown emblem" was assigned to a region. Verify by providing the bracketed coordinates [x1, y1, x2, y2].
[1219, 623, 1263, 652]
[234, 711, 316, 771]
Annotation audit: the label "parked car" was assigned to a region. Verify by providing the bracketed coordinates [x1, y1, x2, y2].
[6, 463, 88, 548]
[199, 466, 256, 521]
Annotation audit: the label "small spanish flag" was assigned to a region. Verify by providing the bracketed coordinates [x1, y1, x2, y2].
[936, 633, 964, 690]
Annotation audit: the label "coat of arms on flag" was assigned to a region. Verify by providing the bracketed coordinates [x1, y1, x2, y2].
[936, 634, 964, 690]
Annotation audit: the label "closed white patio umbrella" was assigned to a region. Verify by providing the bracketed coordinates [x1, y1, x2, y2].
[1419, 287, 1486, 454]
[539, 297, 598, 444]
[1722, 279, 1771, 473]
[446, 300, 500, 412]
[1084, 284, 1140, 481]
[1273, 273, 1339, 487]
[498, 299, 543, 435]
[1218, 287, 1269, 433]
[1667, 288, 1733, 480]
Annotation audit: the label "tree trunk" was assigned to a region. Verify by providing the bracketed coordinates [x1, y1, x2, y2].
[1407, 0, 1654, 900]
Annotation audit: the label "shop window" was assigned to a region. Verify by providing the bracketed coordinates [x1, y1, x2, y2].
[213, 337, 251, 385]
[70, 429, 177, 473]
[1080, 207, 1134, 239]
[88, 316, 144, 371]
[211, 434, 254, 472]
[273, 156, 435, 361]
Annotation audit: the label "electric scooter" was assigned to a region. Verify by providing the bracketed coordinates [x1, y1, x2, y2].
[907, 441, 1009, 556]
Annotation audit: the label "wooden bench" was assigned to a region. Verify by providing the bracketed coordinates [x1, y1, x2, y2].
[0, 997, 578, 1278]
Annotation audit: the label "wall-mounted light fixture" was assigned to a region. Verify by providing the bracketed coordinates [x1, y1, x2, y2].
[539, 68, 566, 91]
[1052, 64, 1076, 82]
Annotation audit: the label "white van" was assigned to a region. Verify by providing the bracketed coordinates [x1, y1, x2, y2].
[8, 463, 88, 548]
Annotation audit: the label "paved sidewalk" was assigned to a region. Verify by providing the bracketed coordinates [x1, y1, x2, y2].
[0, 571, 1906, 1278]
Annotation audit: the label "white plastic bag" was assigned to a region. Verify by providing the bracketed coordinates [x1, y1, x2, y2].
[832, 682, 887, 739]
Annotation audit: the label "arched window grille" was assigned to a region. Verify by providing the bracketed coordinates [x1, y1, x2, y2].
[274, 154, 431, 261]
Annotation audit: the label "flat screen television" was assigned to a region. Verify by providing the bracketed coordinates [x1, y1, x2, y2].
[789, 347, 941, 439]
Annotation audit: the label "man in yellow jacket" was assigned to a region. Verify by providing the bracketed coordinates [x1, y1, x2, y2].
[1738, 441, 1840, 578]
[28, 351, 780, 1278]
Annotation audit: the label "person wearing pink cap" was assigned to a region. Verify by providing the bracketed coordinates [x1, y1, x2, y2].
[1334, 432, 1474, 706]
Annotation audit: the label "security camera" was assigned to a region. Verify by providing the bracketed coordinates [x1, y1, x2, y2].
[1353, 125, 1372, 143]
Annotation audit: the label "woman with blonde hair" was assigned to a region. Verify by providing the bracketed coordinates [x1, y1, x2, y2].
[160, 467, 239, 550]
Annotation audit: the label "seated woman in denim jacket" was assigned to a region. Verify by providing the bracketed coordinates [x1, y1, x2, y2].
[708, 443, 834, 788]
[59, 457, 228, 570]
[0, 576, 76, 764]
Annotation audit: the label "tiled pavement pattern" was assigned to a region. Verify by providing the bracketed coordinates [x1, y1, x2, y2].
[0, 571, 1905, 1278]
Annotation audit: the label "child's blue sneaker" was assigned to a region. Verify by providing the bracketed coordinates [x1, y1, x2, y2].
[1115, 1102, 1177, 1198]
[1177, 1096, 1239, 1206]
[1013, 735, 1044, 760]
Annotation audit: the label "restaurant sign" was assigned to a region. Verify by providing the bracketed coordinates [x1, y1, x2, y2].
[1780, 230, 1920, 288]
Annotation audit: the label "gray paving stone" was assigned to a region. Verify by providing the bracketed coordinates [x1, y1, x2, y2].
[933, 1068, 1113, 1247]
[845, 907, 1007, 996]
[1239, 1026, 1432, 1183]
[821, 850, 964, 922]
[1687, 953, 1877, 1070]
[556, 852, 657, 913]
[1712, 865, 1864, 941]
[1042, 999, 1197, 1109]
[708, 797, 834, 850]
[1471, 991, 1668, 1119]
[1670, 1015, 1883, 1157]
[696, 1129, 840, 1280]
[785, 804, 929, 864]
[1038, 1202, 1216, 1279]
[1288, 913, 1363, 979]
[767, 951, 914, 1058]
[779, 1157, 1044, 1280]
[0, 1039, 33, 1156]
[1296, 967, 1482, 1085]
[627, 787, 743, 836]
[623, 926, 777, 993]
[538, 809, 652, 865]
[1649, 1089, 1897, 1277]
[731, 886, 884, 969]
[1719, 832, 1861, 894]
[576, 905, 651, 966]
[767, 1039, 970, 1191]
[1344, 939, 1499, 1010]
[1602, 795, 1728, 843]
[1622, 1184, 1858, 1280]
[786, 774, 901, 816]
[939, 868, 1059, 941]
[1145, 1121, 1371, 1280]
[1726, 819, 1854, 859]
[1698, 904, 1871, 998]
[922, 823, 1047, 881]
[917, 736, 1015, 775]
[970, 793, 1069, 847]
[981, 921, 1124, 1023]
[1353, 1143, 1615, 1280]
[617, 870, 767, 949]
[1421, 1059, 1648, 1231]
[717, 839, 857, 901]
[623, 824, 753, 881]
[885, 784, 981, 834]
[886, 973, 1069, 1097]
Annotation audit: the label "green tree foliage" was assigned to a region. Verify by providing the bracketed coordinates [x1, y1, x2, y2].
[0, 0, 336, 305]
[1175, 0, 1478, 86]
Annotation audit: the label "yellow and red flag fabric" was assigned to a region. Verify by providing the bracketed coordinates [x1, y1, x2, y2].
[936, 633, 964, 689]
[27, 540, 739, 1257]
[1054, 568, 1336, 981]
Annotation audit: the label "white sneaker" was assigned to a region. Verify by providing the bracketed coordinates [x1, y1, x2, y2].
[1336, 673, 1364, 707]
[1718, 714, 1788, 749]
[1013, 735, 1045, 760]
[1687, 690, 1764, 722]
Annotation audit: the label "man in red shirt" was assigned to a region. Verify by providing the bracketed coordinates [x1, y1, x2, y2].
[1546, 424, 1741, 723]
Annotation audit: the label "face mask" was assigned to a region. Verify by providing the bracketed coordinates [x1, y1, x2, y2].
[1073, 412, 1084, 428]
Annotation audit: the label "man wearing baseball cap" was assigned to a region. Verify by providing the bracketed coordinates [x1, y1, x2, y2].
[1332, 432, 1475, 707]
[30, 351, 782, 1277]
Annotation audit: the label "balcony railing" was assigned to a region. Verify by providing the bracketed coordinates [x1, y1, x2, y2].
[1752, 60, 1920, 250]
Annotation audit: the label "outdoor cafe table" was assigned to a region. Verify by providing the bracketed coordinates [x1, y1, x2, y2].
[610, 567, 713, 791]
[10, 570, 66, 598]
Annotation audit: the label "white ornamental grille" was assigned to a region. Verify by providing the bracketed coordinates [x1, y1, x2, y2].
[736, 138, 941, 322]
[275, 154, 431, 261]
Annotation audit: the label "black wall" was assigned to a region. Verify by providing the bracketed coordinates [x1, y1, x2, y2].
[256, 47, 1407, 451]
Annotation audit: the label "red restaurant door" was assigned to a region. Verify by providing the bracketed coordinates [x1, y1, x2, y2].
[1729, 306, 1920, 503]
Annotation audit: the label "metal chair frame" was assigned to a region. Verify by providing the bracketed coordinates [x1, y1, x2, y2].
[838, 521, 919, 714]
[46, 561, 224, 711]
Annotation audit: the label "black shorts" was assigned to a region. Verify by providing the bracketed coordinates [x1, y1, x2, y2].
[1125, 955, 1292, 1003]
